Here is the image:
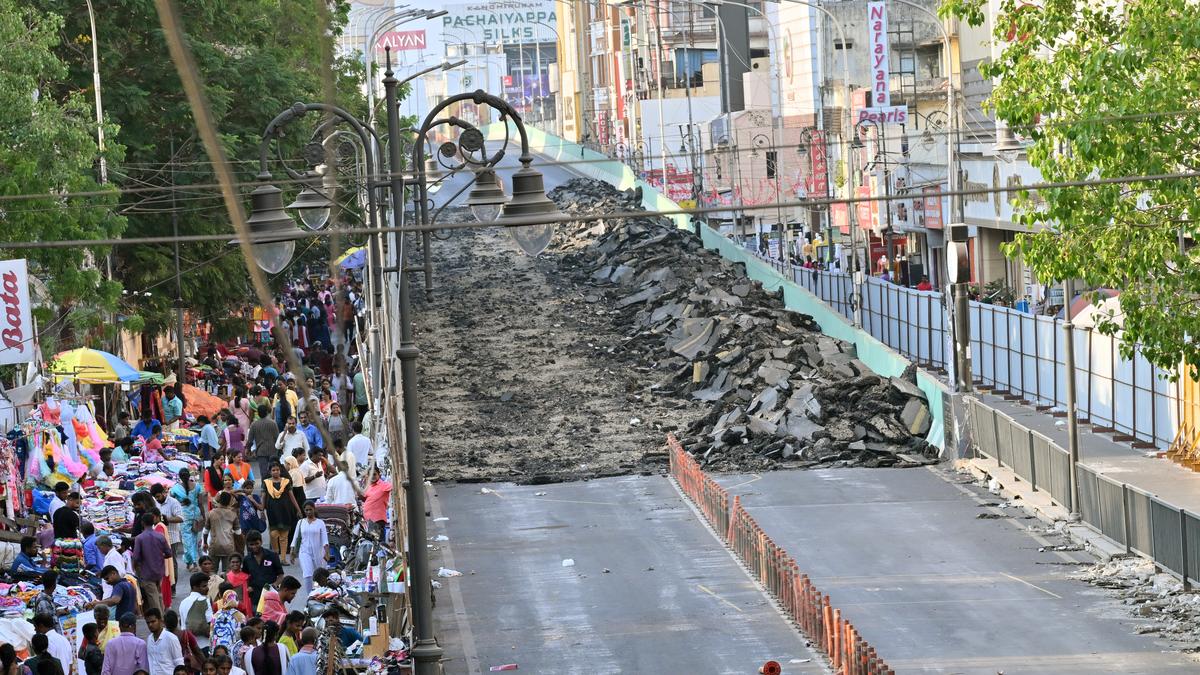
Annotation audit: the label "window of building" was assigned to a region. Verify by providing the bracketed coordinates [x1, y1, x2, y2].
[673, 48, 718, 88]
[766, 150, 777, 179]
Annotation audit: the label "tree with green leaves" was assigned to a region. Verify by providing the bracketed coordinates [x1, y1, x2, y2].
[0, 0, 125, 354]
[39, 0, 366, 343]
[942, 0, 1200, 375]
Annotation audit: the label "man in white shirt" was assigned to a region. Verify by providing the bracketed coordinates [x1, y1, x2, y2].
[151, 484, 185, 561]
[323, 463, 363, 506]
[300, 449, 328, 503]
[346, 421, 371, 467]
[276, 416, 310, 455]
[178, 573, 213, 650]
[145, 607, 183, 675]
[97, 535, 126, 598]
[47, 481, 69, 520]
[32, 614, 73, 673]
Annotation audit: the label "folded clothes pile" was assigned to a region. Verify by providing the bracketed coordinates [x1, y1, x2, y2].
[52, 538, 83, 574]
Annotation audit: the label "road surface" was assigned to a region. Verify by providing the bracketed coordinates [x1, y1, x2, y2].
[713, 467, 1199, 674]
[428, 476, 824, 674]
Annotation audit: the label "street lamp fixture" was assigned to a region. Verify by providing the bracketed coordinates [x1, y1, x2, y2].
[498, 158, 562, 255]
[287, 173, 335, 230]
[237, 179, 300, 274]
[464, 167, 509, 223]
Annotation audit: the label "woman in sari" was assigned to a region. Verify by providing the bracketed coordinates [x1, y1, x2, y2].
[170, 468, 206, 572]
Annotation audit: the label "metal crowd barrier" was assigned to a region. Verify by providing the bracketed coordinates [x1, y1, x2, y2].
[669, 435, 897, 673]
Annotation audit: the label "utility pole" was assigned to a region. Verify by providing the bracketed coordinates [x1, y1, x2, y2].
[171, 137, 186, 397]
[1064, 277, 1080, 519]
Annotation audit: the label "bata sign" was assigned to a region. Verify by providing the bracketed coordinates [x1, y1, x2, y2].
[0, 259, 33, 366]
[443, 1, 557, 43]
[376, 30, 427, 51]
[862, 2, 908, 125]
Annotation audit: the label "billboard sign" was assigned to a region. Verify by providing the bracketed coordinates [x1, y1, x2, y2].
[376, 30, 427, 51]
[443, 1, 557, 44]
[0, 259, 34, 366]
[862, 2, 908, 125]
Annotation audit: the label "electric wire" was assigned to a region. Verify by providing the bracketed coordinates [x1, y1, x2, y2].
[2, 167, 1198, 251]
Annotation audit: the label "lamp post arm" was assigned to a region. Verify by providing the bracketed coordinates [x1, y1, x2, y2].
[256, 102, 381, 231]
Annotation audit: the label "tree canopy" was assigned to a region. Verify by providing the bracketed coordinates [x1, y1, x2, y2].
[943, 0, 1200, 376]
[39, 0, 365, 342]
[0, 0, 124, 352]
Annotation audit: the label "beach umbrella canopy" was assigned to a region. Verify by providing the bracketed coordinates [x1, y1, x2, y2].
[51, 348, 141, 384]
[138, 371, 166, 384]
[334, 246, 367, 270]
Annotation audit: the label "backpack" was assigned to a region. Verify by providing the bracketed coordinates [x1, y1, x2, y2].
[185, 597, 210, 638]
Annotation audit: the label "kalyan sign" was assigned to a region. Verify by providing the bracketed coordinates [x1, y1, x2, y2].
[376, 30, 427, 51]
[0, 259, 33, 366]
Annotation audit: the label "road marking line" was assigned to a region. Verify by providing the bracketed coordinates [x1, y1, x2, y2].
[723, 473, 763, 491]
[1000, 571, 1063, 599]
[508, 496, 621, 506]
[697, 584, 745, 613]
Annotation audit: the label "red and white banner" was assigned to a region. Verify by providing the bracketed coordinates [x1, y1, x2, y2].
[376, 30, 427, 52]
[922, 186, 944, 229]
[0, 259, 34, 365]
[808, 130, 828, 199]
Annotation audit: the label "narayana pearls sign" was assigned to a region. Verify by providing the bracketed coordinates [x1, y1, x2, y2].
[0, 259, 33, 366]
[862, 2, 908, 124]
[443, 1, 557, 43]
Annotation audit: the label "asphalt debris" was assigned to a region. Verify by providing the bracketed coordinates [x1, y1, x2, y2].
[548, 178, 938, 471]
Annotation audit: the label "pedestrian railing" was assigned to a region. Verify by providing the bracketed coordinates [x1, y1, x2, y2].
[669, 435, 897, 674]
[966, 396, 1200, 585]
[740, 249, 1186, 452]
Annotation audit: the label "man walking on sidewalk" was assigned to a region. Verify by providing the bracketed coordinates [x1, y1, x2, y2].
[249, 404, 280, 481]
[132, 513, 172, 615]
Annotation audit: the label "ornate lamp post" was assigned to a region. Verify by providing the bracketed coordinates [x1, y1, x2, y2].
[245, 51, 559, 674]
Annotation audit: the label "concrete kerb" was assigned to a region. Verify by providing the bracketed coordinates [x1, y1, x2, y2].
[668, 434, 895, 674]
[956, 456, 1129, 561]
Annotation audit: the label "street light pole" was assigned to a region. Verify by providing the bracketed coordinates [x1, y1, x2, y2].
[381, 57, 443, 675]
[1064, 277, 1080, 518]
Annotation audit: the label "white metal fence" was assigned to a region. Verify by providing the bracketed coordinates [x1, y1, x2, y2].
[745, 249, 1183, 450]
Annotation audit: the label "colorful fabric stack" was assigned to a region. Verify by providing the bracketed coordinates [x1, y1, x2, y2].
[52, 538, 83, 573]
[0, 592, 26, 619]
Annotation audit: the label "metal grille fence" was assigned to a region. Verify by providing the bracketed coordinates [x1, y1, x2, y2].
[744, 250, 1185, 452]
[967, 396, 1199, 585]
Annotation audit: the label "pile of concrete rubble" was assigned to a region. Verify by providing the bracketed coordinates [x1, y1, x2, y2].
[1074, 557, 1200, 650]
[548, 178, 938, 470]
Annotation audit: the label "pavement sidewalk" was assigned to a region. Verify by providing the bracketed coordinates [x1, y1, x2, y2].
[973, 391, 1200, 515]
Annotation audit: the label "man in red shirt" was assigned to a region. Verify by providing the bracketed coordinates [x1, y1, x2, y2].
[362, 474, 392, 539]
[915, 276, 933, 292]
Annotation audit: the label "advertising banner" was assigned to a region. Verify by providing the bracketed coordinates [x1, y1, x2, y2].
[375, 30, 427, 51]
[808, 130, 828, 199]
[0, 259, 34, 366]
[443, 1, 557, 44]
[867, 1, 889, 107]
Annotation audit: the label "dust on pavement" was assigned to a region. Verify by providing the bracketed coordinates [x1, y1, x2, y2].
[418, 217, 705, 484]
